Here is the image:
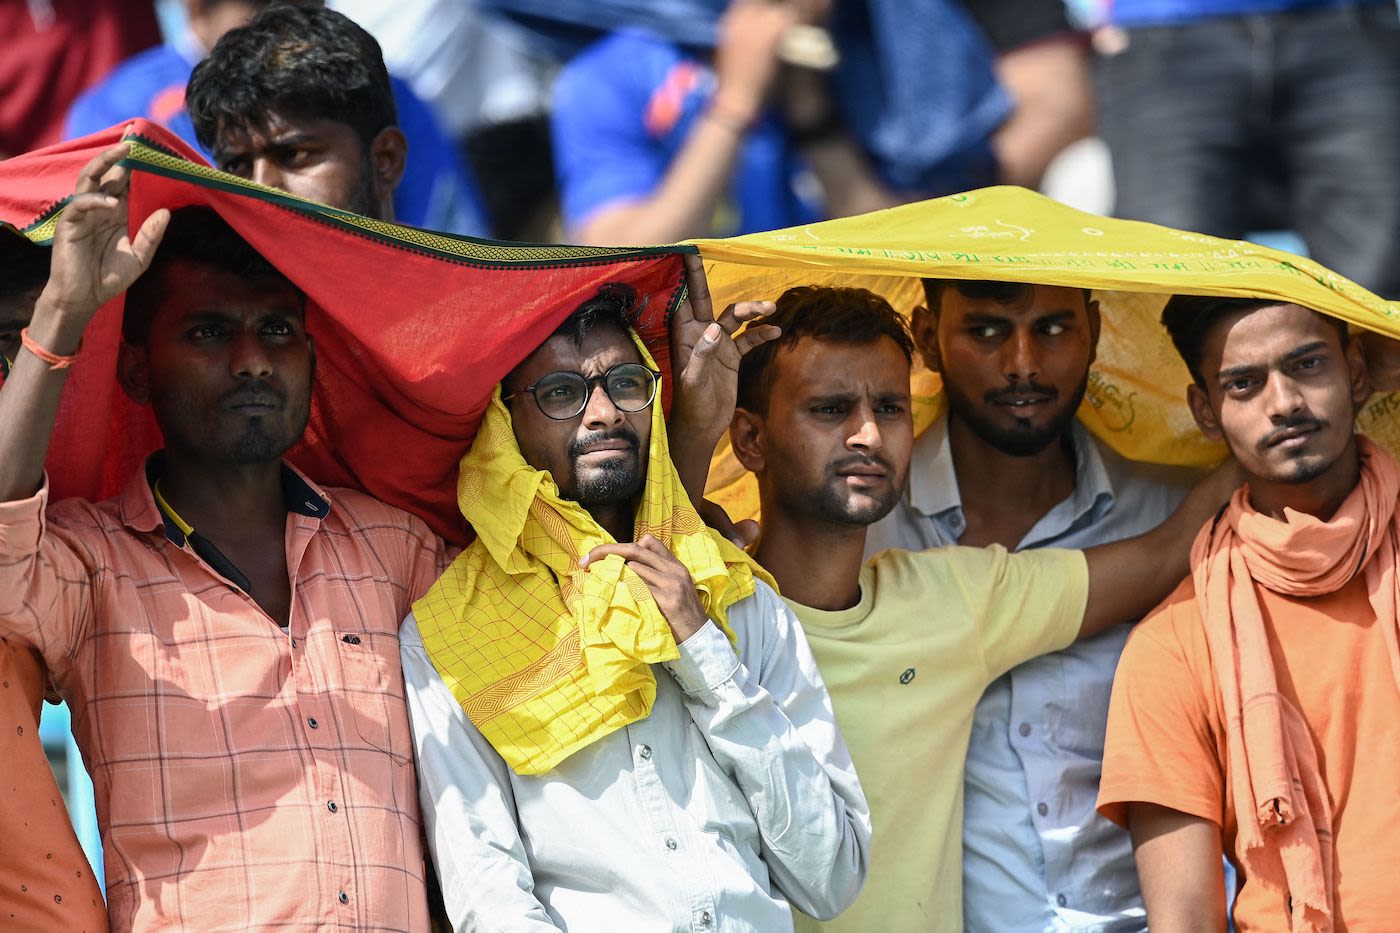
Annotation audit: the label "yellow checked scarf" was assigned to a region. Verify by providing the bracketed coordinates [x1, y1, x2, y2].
[413, 341, 775, 775]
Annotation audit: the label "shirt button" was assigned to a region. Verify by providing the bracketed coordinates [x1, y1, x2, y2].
[327, 800, 338, 813]
[308, 717, 318, 729]
[701, 910, 713, 926]
[1018, 722, 1032, 737]
[1056, 894, 1067, 907]
[290, 637, 297, 648]
[338, 891, 349, 905]
[638, 744, 652, 760]
[665, 837, 678, 851]
[1037, 802, 1048, 817]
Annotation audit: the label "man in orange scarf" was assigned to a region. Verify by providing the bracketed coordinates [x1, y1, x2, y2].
[1098, 295, 1400, 932]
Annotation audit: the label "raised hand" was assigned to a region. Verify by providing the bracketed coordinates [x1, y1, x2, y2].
[670, 254, 781, 443]
[668, 253, 781, 502]
[582, 534, 710, 643]
[41, 141, 170, 324]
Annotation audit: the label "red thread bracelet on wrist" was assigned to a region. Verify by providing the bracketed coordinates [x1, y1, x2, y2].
[20, 327, 81, 371]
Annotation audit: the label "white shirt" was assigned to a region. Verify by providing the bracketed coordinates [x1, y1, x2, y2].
[865, 418, 1194, 932]
[401, 579, 871, 932]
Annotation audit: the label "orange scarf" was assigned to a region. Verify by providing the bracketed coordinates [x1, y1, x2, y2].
[1191, 436, 1400, 933]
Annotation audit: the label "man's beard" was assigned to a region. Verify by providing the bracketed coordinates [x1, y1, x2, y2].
[776, 454, 903, 529]
[569, 428, 644, 506]
[344, 150, 377, 218]
[944, 374, 1088, 457]
[1255, 414, 1336, 484]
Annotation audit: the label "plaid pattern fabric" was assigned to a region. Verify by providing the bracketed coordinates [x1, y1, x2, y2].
[0, 460, 446, 932]
[414, 337, 772, 776]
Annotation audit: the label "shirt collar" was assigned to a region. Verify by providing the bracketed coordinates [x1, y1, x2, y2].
[907, 416, 1118, 541]
[120, 453, 332, 545]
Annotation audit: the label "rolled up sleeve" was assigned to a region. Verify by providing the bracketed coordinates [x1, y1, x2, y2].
[0, 478, 92, 670]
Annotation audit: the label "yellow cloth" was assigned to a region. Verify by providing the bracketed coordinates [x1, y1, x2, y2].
[413, 338, 774, 775]
[689, 186, 1400, 522]
[785, 545, 1087, 933]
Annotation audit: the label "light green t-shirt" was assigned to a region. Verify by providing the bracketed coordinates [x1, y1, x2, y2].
[787, 545, 1088, 933]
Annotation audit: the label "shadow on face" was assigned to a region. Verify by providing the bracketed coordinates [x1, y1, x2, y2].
[918, 282, 1098, 457]
[1188, 303, 1367, 490]
[734, 335, 913, 529]
[119, 257, 313, 467]
[503, 324, 653, 507]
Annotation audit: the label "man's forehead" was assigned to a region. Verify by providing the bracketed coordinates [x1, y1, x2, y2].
[774, 336, 910, 395]
[1209, 303, 1341, 365]
[941, 283, 1087, 317]
[508, 326, 642, 386]
[215, 108, 349, 149]
[152, 259, 302, 316]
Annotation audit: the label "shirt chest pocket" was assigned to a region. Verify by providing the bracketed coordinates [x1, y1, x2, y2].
[334, 630, 411, 764]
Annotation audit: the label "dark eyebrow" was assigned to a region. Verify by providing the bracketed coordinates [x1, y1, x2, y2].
[808, 392, 859, 406]
[961, 311, 1012, 326]
[1216, 362, 1263, 382]
[1216, 341, 1332, 381]
[1034, 309, 1079, 324]
[1283, 340, 1330, 362]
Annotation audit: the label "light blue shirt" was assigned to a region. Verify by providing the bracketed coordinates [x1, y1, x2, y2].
[864, 416, 1195, 932]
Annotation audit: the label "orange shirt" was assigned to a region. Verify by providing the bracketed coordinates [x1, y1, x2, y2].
[1099, 574, 1400, 931]
[0, 460, 446, 932]
[0, 640, 107, 932]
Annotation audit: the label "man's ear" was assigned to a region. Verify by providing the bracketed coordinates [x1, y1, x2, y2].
[117, 343, 151, 405]
[1086, 298, 1102, 367]
[1345, 333, 1370, 407]
[1186, 383, 1223, 442]
[729, 408, 767, 474]
[369, 126, 408, 209]
[910, 304, 941, 373]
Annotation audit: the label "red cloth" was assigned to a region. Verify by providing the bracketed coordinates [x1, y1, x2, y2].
[0, 122, 689, 544]
[0, 1, 160, 155]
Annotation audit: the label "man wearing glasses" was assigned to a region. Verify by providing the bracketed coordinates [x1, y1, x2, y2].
[398, 282, 871, 931]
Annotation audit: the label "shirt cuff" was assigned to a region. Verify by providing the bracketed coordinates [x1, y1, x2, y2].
[662, 620, 741, 700]
[0, 475, 49, 556]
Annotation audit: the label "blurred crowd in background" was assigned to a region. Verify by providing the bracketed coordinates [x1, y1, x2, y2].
[3, 0, 1397, 299]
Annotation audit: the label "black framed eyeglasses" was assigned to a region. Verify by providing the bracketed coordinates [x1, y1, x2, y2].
[502, 362, 661, 421]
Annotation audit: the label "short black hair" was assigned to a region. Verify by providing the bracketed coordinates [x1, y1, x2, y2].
[122, 207, 298, 345]
[187, 5, 397, 154]
[921, 278, 1092, 313]
[0, 233, 50, 304]
[550, 283, 640, 348]
[737, 285, 914, 414]
[1160, 294, 1349, 387]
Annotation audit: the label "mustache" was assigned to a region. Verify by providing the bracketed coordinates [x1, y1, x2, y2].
[829, 453, 895, 475]
[984, 381, 1059, 404]
[1259, 415, 1328, 451]
[220, 382, 286, 409]
[569, 428, 641, 458]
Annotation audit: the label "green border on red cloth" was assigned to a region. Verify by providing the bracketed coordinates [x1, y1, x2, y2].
[0, 121, 694, 544]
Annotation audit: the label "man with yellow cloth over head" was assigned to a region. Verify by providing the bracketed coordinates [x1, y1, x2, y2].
[398, 278, 872, 931]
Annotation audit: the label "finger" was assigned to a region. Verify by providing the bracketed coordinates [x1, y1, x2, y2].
[580, 543, 640, 567]
[715, 300, 775, 335]
[129, 208, 171, 270]
[682, 253, 715, 323]
[734, 323, 782, 355]
[74, 143, 131, 196]
[680, 322, 724, 377]
[734, 519, 760, 549]
[97, 161, 132, 200]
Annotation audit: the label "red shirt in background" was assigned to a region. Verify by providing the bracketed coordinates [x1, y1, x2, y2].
[0, 0, 160, 157]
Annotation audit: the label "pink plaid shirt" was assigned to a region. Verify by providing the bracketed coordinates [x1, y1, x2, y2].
[0, 459, 446, 932]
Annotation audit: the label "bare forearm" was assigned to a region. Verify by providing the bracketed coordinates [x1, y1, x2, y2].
[0, 297, 85, 500]
[1081, 464, 1236, 637]
[575, 113, 748, 246]
[1130, 804, 1229, 933]
[669, 428, 720, 505]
